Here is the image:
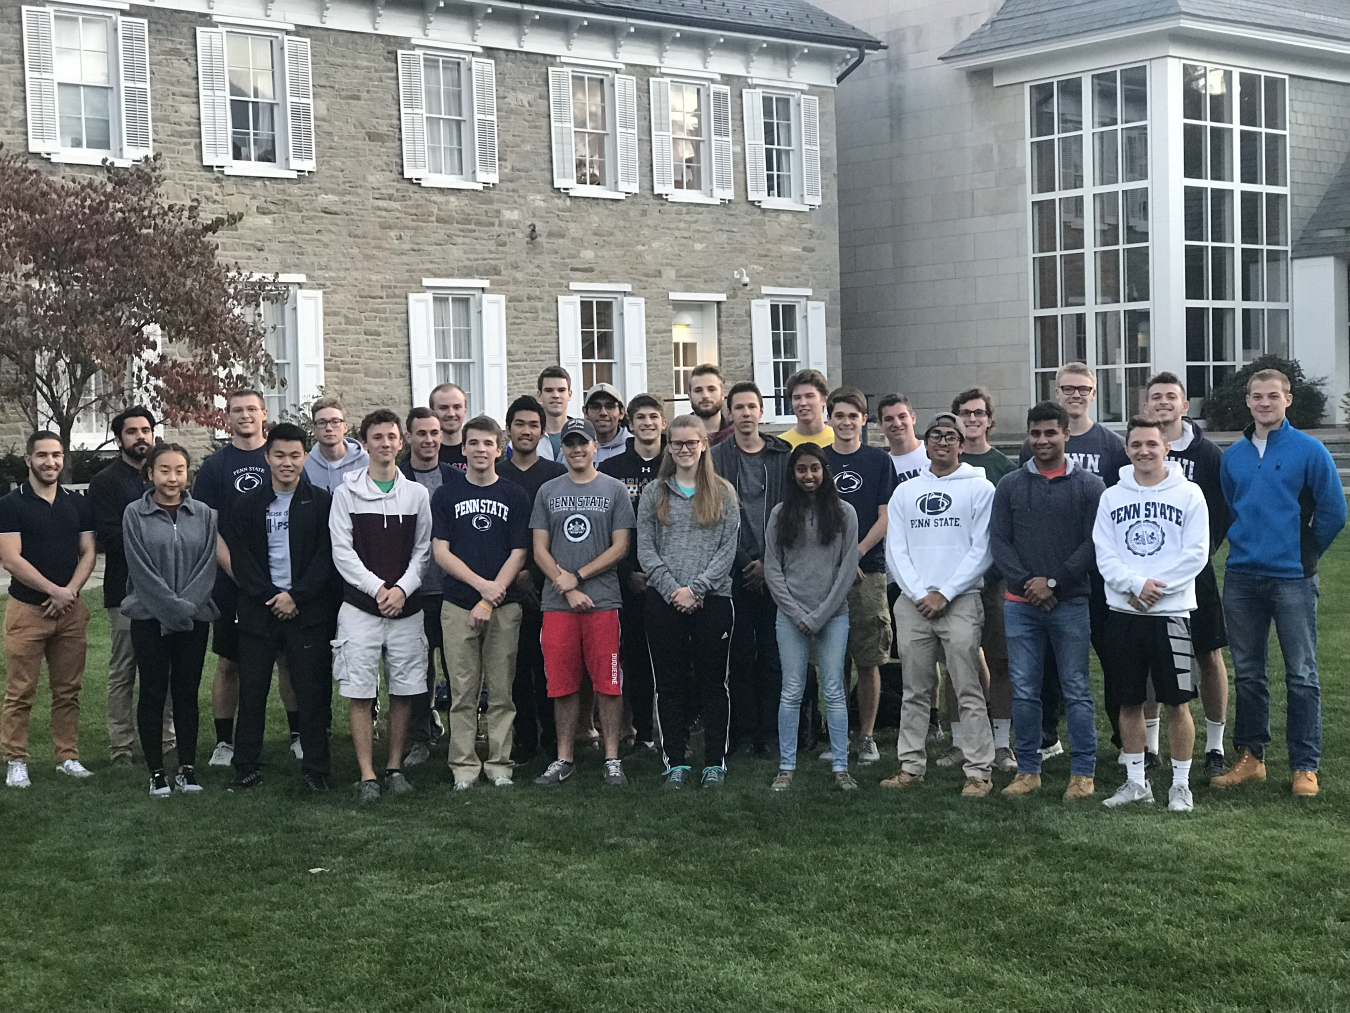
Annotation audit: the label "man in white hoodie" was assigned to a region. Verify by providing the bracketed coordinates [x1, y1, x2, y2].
[1093, 416, 1209, 812]
[882, 413, 997, 797]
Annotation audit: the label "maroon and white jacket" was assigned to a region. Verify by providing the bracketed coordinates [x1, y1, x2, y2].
[329, 467, 432, 616]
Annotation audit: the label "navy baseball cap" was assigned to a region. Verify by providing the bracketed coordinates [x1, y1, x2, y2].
[560, 418, 598, 443]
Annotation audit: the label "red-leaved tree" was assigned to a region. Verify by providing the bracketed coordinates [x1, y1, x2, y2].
[0, 149, 283, 449]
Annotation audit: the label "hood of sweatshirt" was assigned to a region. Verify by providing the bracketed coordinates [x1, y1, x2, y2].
[1113, 459, 1188, 494]
[885, 463, 996, 603]
[1017, 456, 1082, 478]
[925, 462, 987, 484]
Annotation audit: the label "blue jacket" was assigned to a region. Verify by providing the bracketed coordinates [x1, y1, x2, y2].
[1220, 420, 1346, 578]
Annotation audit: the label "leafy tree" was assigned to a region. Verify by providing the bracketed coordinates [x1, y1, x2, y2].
[0, 150, 283, 449]
[1201, 355, 1327, 431]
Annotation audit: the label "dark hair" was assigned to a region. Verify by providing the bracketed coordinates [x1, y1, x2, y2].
[627, 393, 662, 417]
[1145, 371, 1186, 397]
[537, 365, 572, 390]
[827, 385, 868, 417]
[359, 408, 403, 440]
[406, 406, 439, 432]
[26, 430, 63, 454]
[727, 381, 763, 408]
[877, 393, 913, 418]
[1026, 400, 1071, 431]
[690, 363, 724, 383]
[265, 421, 310, 452]
[1126, 415, 1165, 440]
[776, 444, 846, 550]
[111, 406, 155, 438]
[785, 368, 828, 400]
[463, 414, 504, 449]
[310, 396, 345, 420]
[226, 388, 266, 408]
[951, 387, 995, 432]
[144, 442, 191, 480]
[506, 395, 546, 428]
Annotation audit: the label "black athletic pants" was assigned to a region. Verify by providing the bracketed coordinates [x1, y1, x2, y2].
[620, 587, 655, 743]
[235, 618, 333, 778]
[728, 581, 781, 752]
[646, 590, 734, 769]
[131, 620, 209, 771]
[409, 598, 447, 748]
[512, 603, 555, 757]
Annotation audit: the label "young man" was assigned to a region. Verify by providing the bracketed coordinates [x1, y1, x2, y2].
[329, 409, 433, 801]
[990, 401, 1104, 800]
[779, 369, 834, 449]
[432, 416, 530, 789]
[225, 423, 341, 793]
[88, 406, 173, 765]
[430, 383, 468, 470]
[824, 387, 897, 765]
[536, 366, 574, 462]
[880, 394, 928, 481]
[584, 383, 632, 464]
[530, 419, 636, 788]
[1094, 417, 1210, 811]
[0, 432, 97, 787]
[712, 381, 792, 757]
[398, 407, 459, 766]
[882, 413, 997, 797]
[303, 396, 368, 493]
[688, 364, 734, 446]
[498, 396, 566, 759]
[1213, 369, 1345, 797]
[1143, 373, 1232, 776]
[599, 394, 668, 752]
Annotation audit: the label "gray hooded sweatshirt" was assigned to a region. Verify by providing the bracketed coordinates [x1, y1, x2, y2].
[763, 500, 859, 635]
[636, 476, 740, 600]
[303, 438, 369, 494]
[120, 491, 220, 633]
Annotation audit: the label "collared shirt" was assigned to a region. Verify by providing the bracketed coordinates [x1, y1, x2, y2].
[0, 482, 93, 606]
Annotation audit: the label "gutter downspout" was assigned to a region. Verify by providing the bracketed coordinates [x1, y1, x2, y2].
[836, 46, 866, 82]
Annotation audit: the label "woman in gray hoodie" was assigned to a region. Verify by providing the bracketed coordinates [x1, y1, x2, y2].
[764, 443, 859, 791]
[121, 443, 219, 797]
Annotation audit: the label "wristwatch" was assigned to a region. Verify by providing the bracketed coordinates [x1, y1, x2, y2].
[1046, 578, 1057, 589]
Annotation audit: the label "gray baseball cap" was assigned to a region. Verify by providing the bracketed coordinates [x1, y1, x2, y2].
[560, 418, 598, 443]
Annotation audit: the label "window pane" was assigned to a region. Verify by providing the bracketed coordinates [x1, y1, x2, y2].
[1184, 186, 1208, 242]
[1125, 247, 1150, 302]
[1240, 130, 1262, 184]
[1242, 308, 1264, 361]
[1183, 123, 1206, 179]
[1098, 368, 1125, 424]
[1057, 78, 1082, 132]
[1033, 200, 1058, 253]
[1124, 188, 1148, 245]
[1186, 307, 1207, 360]
[1267, 308, 1289, 357]
[1266, 193, 1288, 247]
[1059, 135, 1083, 190]
[1209, 69, 1233, 123]
[1188, 365, 1210, 400]
[1034, 257, 1058, 310]
[83, 88, 111, 149]
[1211, 189, 1233, 244]
[1209, 126, 1232, 181]
[1120, 66, 1148, 123]
[451, 297, 472, 358]
[1060, 196, 1084, 250]
[1094, 191, 1118, 248]
[1035, 316, 1058, 368]
[1030, 82, 1056, 138]
[1031, 139, 1057, 194]
[1037, 371, 1057, 403]
[1265, 134, 1286, 187]
[1062, 313, 1087, 362]
[1062, 253, 1085, 306]
[1185, 245, 1208, 300]
[1094, 130, 1119, 186]
[1093, 72, 1117, 128]
[1242, 248, 1263, 301]
[1212, 308, 1235, 361]
[1126, 366, 1151, 416]
[1239, 72, 1261, 127]
[1096, 250, 1120, 304]
[1096, 311, 1122, 365]
[1241, 192, 1263, 245]
[1210, 246, 1233, 301]
[1183, 64, 1205, 121]
[1266, 250, 1288, 302]
[1264, 77, 1286, 131]
[1122, 125, 1148, 182]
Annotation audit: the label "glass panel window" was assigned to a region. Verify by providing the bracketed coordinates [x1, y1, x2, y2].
[433, 294, 478, 413]
[763, 93, 795, 199]
[54, 14, 113, 151]
[769, 301, 800, 417]
[670, 82, 705, 192]
[580, 298, 617, 391]
[228, 33, 278, 163]
[572, 73, 608, 187]
[424, 56, 466, 178]
[250, 293, 297, 418]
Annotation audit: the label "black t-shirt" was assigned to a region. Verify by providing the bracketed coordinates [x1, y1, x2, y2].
[439, 442, 467, 471]
[193, 443, 270, 518]
[598, 441, 665, 571]
[498, 457, 567, 588]
[431, 475, 532, 611]
[824, 445, 897, 573]
[0, 483, 94, 606]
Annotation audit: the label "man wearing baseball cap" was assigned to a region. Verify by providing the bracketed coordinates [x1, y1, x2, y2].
[584, 383, 631, 465]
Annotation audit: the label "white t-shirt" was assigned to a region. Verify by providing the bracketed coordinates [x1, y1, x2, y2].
[889, 445, 930, 484]
[266, 491, 294, 591]
[1170, 420, 1195, 452]
[1253, 436, 1267, 459]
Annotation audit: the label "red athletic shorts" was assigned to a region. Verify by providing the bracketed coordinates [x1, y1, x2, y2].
[541, 609, 623, 697]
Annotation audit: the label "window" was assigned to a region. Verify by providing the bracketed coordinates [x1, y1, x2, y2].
[750, 295, 827, 422]
[557, 291, 648, 411]
[409, 287, 508, 421]
[248, 285, 323, 418]
[228, 33, 278, 163]
[1028, 67, 1152, 422]
[549, 67, 638, 197]
[424, 56, 465, 177]
[398, 53, 497, 188]
[769, 301, 800, 416]
[22, 6, 152, 164]
[433, 294, 478, 409]
[671, 82, 703, 191]
[651, 79, 734, 202]
[1182, 65, 1288, 406]
[764, 94, 794, 199]
[580, 298, 617, 390]
[743, 89, 822, 210]
[573, 73, 608, 187]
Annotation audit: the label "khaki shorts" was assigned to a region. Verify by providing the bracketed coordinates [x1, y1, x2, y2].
[980, 578, 1007, 661]
[847, 571, 893, 669]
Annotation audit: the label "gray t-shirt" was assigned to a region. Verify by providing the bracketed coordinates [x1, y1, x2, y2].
[733, 444, 769, 560]
[265, 491, 293, 591]
[530, 472, 635, 612]
[409, 464, 447, 594]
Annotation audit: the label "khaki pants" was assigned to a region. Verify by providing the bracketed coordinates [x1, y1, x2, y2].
[2, 598, 90, 762]
[441, 601, 522, 782]
[106, 606, 175, 762]
[893, 590, 994, 780]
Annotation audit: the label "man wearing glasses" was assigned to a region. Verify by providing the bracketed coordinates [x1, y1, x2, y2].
[304, 397, 369, 493]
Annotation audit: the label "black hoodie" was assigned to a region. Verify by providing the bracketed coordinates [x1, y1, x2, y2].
[1164, 417, 1229, 554]
[599, 435, 666, 573]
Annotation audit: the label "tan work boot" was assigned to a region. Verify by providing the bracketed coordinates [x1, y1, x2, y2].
[1211, 747, 1266, 788]
[1001, 772, 1041, 796]
[961, 777, 993, 798]
[1063, 774, 1095, 800]
[1291, 770, 1319, 797]
[880, 769, 924, 789]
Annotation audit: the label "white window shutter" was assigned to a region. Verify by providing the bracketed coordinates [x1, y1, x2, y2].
[548, 67, 576, 190]
[481, 293, 508, 423]
[806, 301, 827, 375]
[284, 36, 316, 172]
[471, 58, 499, 185]
[397, 51, 427, 180]
[750, 299, 781, 420]
[621, 297, 647, 399]
[649, 77, 673, 196]
[801, 94, 822, 207]
[615, 74, 639, 194]
[196, 28, 230, 166]
[117, 17, 152, 160]
[711, 84, 734, 201]
[408, 292, 436, 410]
[295, 289, 325, 403]
[22, 7, 60, 155]
[742, 89, 767, 203]
[557, 295, 584, 416]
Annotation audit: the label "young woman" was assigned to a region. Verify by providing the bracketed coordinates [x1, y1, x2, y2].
[121, 443, 219, 797]
[636, 415, 740, 790]
[763, 443, 860, 791]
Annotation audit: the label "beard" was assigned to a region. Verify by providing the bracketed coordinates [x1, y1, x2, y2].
[691, 402, 722, 420]
[124, 441, 151, 460]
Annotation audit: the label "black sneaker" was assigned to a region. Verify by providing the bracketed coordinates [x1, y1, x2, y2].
[1145, 750, 1160, 771]
[228, 770, 263, 793]
[174, 766, 204, 793]
[303, 774, 330, 793]
[1204, 750, 1228, 777]
[662, 765, 691, 790]
[534, 759, 574, 786]
[149, 770, 171, 798]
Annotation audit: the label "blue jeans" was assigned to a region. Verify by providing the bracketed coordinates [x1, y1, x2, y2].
[1005, 599, 1097, 777]
[776, 613, 850, 772]
[1223, 569, 1321, 771]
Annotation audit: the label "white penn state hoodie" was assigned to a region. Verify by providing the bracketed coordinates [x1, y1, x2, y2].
[1093, 461, 1209, 616]
[885, 463, 996, 604]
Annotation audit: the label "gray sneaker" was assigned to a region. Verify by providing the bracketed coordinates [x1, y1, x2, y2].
[404, 742, 431, 767]
[1167, 782, 1195, 812]
[1103, 780, 1154, 808]
[834, 770, 860, 791]
[770, 769, 794, 791]
[993, 746, 1018, 772]
[491, 775, 513, 788]
[603, 758, 627, 787]
[453, 779, 474, 792]
[700, 765, 726, 789]
[935, 745, 965, 768]
[534, 759, 574, 786]
[856, 736, 880, 765]
[355, 779, 381, 802]
[662, 765, 691, 790]
[384, 770, 414, 795]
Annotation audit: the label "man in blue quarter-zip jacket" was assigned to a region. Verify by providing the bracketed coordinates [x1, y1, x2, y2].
[1212, 368, 1345, 798]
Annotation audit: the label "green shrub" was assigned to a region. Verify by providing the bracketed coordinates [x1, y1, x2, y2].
[1201, 355, 1327, 431]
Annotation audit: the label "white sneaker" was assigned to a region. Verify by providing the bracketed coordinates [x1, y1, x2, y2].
[453, 779, 474, 792]
[6, 760, 31, 788]
[1103, 780, 1154, 808]
[289, 736, 303, 760]
[818, 746, 834, 761]
[491, 775, 513, 787]
[1040, 740, 1064, 761]
[55, 759, 93, 779]
[935, 745, 965, 768]
[1167, 783, 1195, 812]
[856, 736, 881, 765]
[209, 741, 234, 767]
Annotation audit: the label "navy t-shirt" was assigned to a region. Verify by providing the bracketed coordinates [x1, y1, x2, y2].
[193, 444, 270, 518]
[825, 445, 897, 573]
[1019, 422, 1129, 488]
[431, 474, 532, 611]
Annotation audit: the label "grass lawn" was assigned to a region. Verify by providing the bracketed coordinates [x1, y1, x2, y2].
[1, 546, 1349, 1013]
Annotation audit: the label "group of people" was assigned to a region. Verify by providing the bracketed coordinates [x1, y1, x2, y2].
[0, 359, 1341, 808]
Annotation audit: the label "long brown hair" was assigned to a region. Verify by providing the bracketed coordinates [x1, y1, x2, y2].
[652, 415, 731, 527]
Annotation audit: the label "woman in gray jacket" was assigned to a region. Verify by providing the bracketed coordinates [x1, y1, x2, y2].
[637, 415, 740, 790]
[764, 443, 859, 791]
[121, 443, 219, 797]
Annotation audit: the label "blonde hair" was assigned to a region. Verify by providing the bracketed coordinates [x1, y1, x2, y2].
[652, 416, 731, 527]
[1247, 368, 1291, 394]
[1057, 362, 1097, 386]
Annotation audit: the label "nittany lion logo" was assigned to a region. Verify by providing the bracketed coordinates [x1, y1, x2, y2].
[234, 471, 264, 494]
[564, 513, 591, 542]
[834, 470, 863, 495]
[1125, 519, 1165, 556]
[916, 492, 952, 516]
[472, 514, 492, 532]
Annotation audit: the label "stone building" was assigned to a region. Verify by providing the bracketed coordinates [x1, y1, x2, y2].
[818, 0, 1350, 426]
[1, 0, 880, 448]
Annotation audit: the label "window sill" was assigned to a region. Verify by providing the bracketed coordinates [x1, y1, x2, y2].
[44, 150, 139, 168]
[662, 191, 722, 205]
[561, 185, 628, 200]
[216, 163, 301, 179]
[754, 197, 810, 213]
[417, 176, 485, 190]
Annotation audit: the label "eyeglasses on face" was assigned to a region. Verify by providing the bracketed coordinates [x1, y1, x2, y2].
[668, 440, 703, 452]
[1058, 385, 1095, 397]
[314, 418, 346, 429]
[926, 432, 961, 445]
[957, 409, 988, 418]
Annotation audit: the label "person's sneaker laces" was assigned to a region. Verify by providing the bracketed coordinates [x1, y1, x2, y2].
[534, 759, 574, 786]
[604, 759, 628, 787]
[174, 766, 204, 793]
[1167, 783, 1195, 811]
[149, 770, 170, 797]
[228, 770, 263, 794]
[770, 769, 794, 791]
[835, 770, 860, 791]
[1204, 750, 1227, 777]
[1040, 740, 1064, 761]
[935, 745, 964, 768]
[856, 736, 880, 765]
[355, 778, 381, 802]
[491, 775, 513, 787]
[208, 741, 234, 767]
[384, 770, 414, 795]
[404, 742, 431, 767]
[993, 746, 1018, 772]
[290, 735, 303, 761]
[662, 765, 691, 790]
[701, 765, 726, 789]
[304, 774, 329, 793]
[6, 760, 31, 789]
[1103, 780, 1154, 808]
[55, 759, 93, 779]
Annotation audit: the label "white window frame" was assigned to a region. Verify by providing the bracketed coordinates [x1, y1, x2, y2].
[408, 283, 507, 422]
[22, 5, 152, 167]
[650, 77, 734, 204]
[397, 49, 497, 189]
[252, 281, 324, 419]
[742, 88, 821, 212]
[557, 287, 647, 414]
[669, 299, 721, 415]
[750, 294, 826, 423]
[549, 66, 639, 200]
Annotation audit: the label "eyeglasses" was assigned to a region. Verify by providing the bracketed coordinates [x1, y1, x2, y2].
[1058, 385, 1095, 397]
[957, 409, 988, 418]
[314, 418, 346, 429]
[926, 432, 961, 445]
[669, 440, 703, 452]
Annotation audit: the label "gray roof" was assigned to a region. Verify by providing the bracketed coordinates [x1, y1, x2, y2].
[943, 0, 1350, 62]
[524, 0, 882, 50]
[1295, 154, 1350, 260]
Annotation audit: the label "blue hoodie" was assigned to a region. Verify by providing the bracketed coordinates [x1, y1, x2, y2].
[1220, 419, 1345, 578]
